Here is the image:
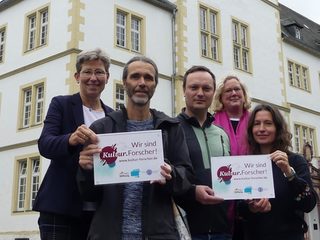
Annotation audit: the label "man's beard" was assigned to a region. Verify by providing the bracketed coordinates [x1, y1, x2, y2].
[131, 95, 150, 106]
[127, 87, 155, 106]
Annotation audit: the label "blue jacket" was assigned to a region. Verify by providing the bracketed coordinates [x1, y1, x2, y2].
[33, 93, 113, 217]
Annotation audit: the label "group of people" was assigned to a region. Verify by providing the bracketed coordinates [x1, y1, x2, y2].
[32, 48, 317, 240]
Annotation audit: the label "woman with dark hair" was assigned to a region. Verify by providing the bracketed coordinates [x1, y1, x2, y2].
[239, 104, 317, 240]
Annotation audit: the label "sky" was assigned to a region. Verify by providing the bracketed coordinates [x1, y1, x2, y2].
[279, 0, 320, 25]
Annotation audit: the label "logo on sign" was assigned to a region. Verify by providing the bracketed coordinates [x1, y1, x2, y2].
[100, 144, 118, 167]
[217, 165, 232, 184]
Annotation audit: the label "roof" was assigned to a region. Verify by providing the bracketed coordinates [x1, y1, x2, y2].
[142, 0, 176, 12]
[0, 0, 22, 12]
[0, 0, 176, 12]
[279, 3, 320, 57]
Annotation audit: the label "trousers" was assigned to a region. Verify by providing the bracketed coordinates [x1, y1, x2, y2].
[38, 211, 93, 240]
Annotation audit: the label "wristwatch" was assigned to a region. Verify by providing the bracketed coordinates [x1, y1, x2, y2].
[283, 167, 296, 181]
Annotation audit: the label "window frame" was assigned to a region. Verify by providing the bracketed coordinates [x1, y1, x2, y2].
[35, 84, 45, 125]
[30, 158, 40, 209]
[294, 124, 318, 156]
[39, 9, 49, 46]
[199, 4, 221, 62]
[0, 26, 6, 63]
[19, 80, 46, 130]
[116, 10, 127, 48]
[24, 6, 49, 52]
[17, 160, 28, 211]
[287, 60, 310, 91]
[319, 72, 320, 92]
[295, 27, 301, 39]
[22, 87, 32, 128]
[232, 19, 251, 73]
[131, 16, 141, 52]
[13, 155, 41, 213]
[115, 7, 144, 54]
[114, 81, 126, 110]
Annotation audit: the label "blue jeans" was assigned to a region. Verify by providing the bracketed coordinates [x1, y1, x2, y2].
[192, 233, 232, 240]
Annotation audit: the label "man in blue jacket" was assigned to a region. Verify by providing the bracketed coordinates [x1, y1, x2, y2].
[176, 66, 232, 240]
[33, 48, 113, 240]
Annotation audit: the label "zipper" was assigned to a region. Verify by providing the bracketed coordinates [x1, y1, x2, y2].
[202, 127, 211, 167]
[220, 135, 225, 156]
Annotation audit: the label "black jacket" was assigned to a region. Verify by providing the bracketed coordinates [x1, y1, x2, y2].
[77, 108, 194, 240]
[176, 111, 232, 234]
[238, 152, 317, 240]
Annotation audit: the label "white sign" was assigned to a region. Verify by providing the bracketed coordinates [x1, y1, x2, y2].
[93, 130, 164, 185]
[211, 155, 275, 200]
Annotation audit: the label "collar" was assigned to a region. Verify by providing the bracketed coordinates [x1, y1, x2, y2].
[179, 108, 214, 128]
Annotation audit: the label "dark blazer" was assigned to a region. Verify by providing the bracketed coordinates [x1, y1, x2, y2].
[33, 93, 112, 217]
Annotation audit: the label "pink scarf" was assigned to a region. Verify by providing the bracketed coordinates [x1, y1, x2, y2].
[213, 110, 250, 156]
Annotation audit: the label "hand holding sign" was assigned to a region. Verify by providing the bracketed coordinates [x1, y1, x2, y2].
[79, 144, 101, 170]
[195, 185, 224, 205]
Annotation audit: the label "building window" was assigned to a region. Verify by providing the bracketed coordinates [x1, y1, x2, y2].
[131, 17, 141, 52]
[25, 7, 49, 51]
[40, 10, 49, 45]
[288, 62, 294, 85]
[116, 9, 143, 53]
[232, 20, 250, 72]
[0, 27, 5, 62]
[116, 11, 126, 47]
[30, 159, 40, 209]
[23, 88, 32, 128]
[20, 82, 45, 129]
[115, 83, 126, 110]
[294, 124, 317, 155]
[35, 84, 45, 124]
[0, 92, 2, 113]
[288, 61, 310, 91]
[199, 5, 220, 61]
[294, 125, 301, 152]
[15, 156, 40, 212]
[295, 27, 301, 39]
[319, 72, 320, 90]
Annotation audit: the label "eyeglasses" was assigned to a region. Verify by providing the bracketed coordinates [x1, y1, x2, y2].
[224, 87, 242, 95]
[80, 69, 107, 78]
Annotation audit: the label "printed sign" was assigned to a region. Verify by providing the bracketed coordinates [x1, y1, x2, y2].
[93, 130, 164, 185]
[211, 155, 275, 200]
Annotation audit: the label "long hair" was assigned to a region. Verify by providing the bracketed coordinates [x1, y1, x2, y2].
[212, 75, 251, 112]
[247, 104, 292, 154]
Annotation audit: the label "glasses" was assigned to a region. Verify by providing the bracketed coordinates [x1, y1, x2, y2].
[80, 69, 107, 78]
[224, 87, 242, 95]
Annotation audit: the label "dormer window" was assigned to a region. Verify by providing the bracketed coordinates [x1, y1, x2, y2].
[282, 18, 303, 40]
